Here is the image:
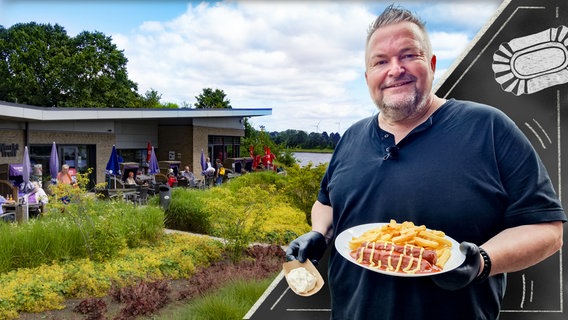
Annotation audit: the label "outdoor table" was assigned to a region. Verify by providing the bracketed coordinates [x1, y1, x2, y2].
[137, 174, 153, 183]
[1, 202, 43, 222]
[123, 191, 138, 202]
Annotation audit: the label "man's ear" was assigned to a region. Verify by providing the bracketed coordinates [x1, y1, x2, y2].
[430, 54, 437, 73]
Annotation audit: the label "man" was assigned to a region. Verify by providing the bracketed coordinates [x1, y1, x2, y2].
[286, 5, 566, 320]
[180, 166, 196, 182]
[56, 164, 74, 185]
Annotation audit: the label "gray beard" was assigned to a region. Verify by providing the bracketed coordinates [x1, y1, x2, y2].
[377, 88, 427, 122]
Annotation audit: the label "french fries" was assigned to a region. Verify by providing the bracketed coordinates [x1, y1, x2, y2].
[349, 219, 453, 269]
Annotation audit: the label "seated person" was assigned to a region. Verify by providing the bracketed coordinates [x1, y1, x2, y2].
[125, 171, 137, 186]
[0, 194, 14, 221]
[25, 181, 48, 218]
[179, 166, 196, 182]
[167, 170, 177, 187]
[0, 194, 6, 213]
[27, 181, 49, 205]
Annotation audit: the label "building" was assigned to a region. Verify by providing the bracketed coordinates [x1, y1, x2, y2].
[0, 101, 271, 187]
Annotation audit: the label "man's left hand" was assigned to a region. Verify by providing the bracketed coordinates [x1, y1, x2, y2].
[431, 241, 482, 291]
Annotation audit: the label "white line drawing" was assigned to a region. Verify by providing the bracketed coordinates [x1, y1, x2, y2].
[521, 273, 526, 309]
[525, 119, 553, 150]
[492, 25, 568, 96]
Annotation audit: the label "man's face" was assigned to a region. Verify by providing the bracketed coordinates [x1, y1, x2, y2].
[365, 21, 436, 121]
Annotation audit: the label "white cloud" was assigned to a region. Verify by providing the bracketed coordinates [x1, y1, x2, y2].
[113, 1, 495, 134]
[430, 32, 471, 61]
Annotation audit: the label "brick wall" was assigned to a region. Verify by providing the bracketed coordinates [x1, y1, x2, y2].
[0, 129, 115, 184]
[2, 125, 245, 184]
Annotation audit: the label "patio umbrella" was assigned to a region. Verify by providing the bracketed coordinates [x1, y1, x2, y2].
[146, 141, 152, 163]
[148, 147, 160, 175]
[264, 146, 276, 170]
[200, 149, 207, 174]
[105, 145, 121, 188]
[250, 146, 259, 170]
[20, 146, 34, 194]
[249, 145, 255, 159]
[50, 142, 59, 184]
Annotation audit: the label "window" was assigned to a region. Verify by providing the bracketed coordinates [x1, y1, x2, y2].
[208, 136, 241, 162]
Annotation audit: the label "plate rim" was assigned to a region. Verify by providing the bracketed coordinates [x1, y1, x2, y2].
[334, 222, 466, 277]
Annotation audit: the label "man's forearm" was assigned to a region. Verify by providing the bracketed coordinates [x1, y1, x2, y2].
[481, 221, 563, 276]
[311, 201, 334, 240]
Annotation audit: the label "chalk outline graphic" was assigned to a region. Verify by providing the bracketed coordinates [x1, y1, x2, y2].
[492, 25, 568, 96]
[437, 3, 564, 314]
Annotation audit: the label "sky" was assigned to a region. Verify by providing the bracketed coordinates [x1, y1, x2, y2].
[0, 0, 504, 134]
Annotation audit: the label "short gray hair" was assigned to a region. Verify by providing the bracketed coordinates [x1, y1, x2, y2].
[366, 5, 431, 53]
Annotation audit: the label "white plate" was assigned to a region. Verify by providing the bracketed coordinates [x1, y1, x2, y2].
[335, 223, 466, 277]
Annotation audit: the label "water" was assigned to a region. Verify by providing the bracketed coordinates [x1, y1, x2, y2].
[293, 152, 333, 167]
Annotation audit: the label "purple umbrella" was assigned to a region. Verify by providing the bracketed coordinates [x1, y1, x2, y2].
[105, 145, 121, 176]
[22, 146, 31, 182]
[20, 146, 33, 193]
[105, 145, 121, 189]
[50, 142, 59, 183]
[200, 149, 207, 174]
[148, 147, 160, 175]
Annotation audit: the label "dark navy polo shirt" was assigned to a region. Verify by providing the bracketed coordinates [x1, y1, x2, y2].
[318, 99, 566, 320]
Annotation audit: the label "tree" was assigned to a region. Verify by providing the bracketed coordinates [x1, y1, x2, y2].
[139, 89, 162, 108]
[287, 130, 308, 148]
[329, 132, 341, 148]
[0, 22, 141, 108]
[60, 30, 139, 108]
[321, 131, 330, 148]
[193, 88, 232, 109]
[0, 23, 70, 106]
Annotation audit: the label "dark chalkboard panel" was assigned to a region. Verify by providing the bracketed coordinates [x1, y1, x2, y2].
[245, 0, 567, 318]
[436, 1, 567, 317]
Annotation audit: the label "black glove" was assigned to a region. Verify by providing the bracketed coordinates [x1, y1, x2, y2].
[431, 241, 482, 291]
[285, 231, 328, 265]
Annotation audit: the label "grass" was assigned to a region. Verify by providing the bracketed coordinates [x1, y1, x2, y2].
[1, 169, 318, 318]
[157, 276, 276, 320]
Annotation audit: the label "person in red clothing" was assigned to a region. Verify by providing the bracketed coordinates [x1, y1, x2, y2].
[166, 169, 177, 187]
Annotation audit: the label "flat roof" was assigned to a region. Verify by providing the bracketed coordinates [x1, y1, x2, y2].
[0, 101, 271, 122]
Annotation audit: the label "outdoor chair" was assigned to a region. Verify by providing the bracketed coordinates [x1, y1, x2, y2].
[177, 179, 189, 188]
[188, 179, 200, 189]
[135, 187, 149, 205]
[154, 173, 168, 185]
[0, 210, 15, 222]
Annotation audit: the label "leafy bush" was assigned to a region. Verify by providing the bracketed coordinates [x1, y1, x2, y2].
[162, 170, 313, 249]
[223, 170, 287, 192]
[0, 199, 165, 273]
[258, 204, 310, 244]
[283, 162, 327, 224]
[204, 186, 271, 263]
[0, 233, 223, 319]
[163, 188, 211, 233]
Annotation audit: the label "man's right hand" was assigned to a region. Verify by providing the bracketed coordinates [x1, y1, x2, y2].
[285, 231, 328, 265]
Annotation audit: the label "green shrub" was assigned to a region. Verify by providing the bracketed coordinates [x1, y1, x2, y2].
[166, 277, 275, 320]
[164, 188, 211, 233]
[283, 162, 327, 224]
[0, 199, 164, 273]
[258, 204, 310, 244]
[223, 171, 287, 192]
[0, 233, 224, 319]
[204, 186, 271, 263]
